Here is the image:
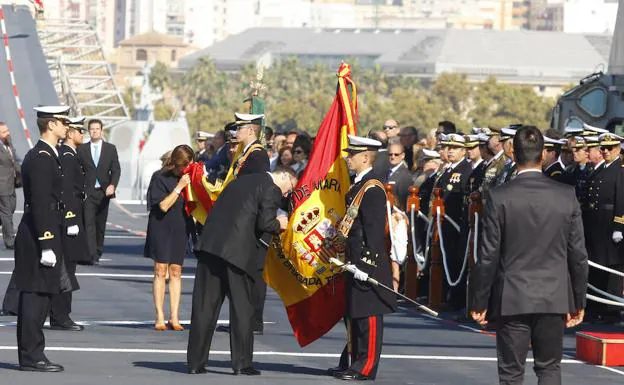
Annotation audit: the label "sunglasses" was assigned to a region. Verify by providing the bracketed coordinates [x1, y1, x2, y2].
[388, 152, 403, 157]
[600, 145, 617, 151]
[383, 125, 396, 130]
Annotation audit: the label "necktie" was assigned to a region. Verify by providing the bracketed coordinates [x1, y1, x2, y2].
[92, 144, 100, 166]
[93, 144, 101, 188]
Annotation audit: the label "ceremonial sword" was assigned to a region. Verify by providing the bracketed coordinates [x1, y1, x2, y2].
[329, 258, 439, 317]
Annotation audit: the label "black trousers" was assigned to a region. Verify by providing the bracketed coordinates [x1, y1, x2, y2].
[0, 193, 16, 248]
[496, 314, 565, 385]
[49, 261, 77, 325]
[17, 291, 52, 365]
[253, 268, 266, 330]
[348, 315, 384, 379]
[187, 256, 255, 371]
[84, 189, 110, 261]
[2, 270, 19, 314]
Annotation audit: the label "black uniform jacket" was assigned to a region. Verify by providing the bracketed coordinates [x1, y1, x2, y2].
[583, 158, 624, 266]
[59, 144, 90, 264]
[235, 140, 270, 176]
[470, 171, 588, 316]
[345, 170, 397, 319]
[14, 140, 71, 294]
[435, 158, 473, 224]
[543, 161, 565, 183]
[196, 173, 281, 278]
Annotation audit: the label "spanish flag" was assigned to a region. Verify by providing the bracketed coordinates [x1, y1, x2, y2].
[264, 63, 357, 347]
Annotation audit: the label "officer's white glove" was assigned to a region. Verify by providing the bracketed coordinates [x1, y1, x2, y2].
[344, 264, 357, 274]
[353, 269, 369, 282]
[613, 231, 623, 244]
[390, 210, 408, 265]
[40, 249, 57, 267]
[67, 225, 79, 236]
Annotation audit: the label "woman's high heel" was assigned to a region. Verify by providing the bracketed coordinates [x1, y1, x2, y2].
[167, 321, 184, 331]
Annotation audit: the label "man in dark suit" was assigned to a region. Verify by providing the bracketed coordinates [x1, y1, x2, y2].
[470, 125, 588, 385]
[204, 129, 230, 182]
[0, 122, 20, 249]
[77, 119, 120, 265]
[386, 138, 413, 209]
[48, 117, 90, 332]
[14, 106, 75, 372]
[187, 167, 294, 375]
[0, 123, 21, 316]
[330, 135, 397, 381]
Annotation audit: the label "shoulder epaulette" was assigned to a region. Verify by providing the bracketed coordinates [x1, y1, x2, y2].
[62, 151, 75, 157]
[38, 150, 51, 156]
[551, 171, 562, 176]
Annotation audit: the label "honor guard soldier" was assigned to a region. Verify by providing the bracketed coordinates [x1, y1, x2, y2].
[495, 126, 519, 186]
[332, 135, 396, 381]
[431, 133, 472, 311]
[479, 129, 506, 194]
[464, 134, 485, 195]
[194, 131, 212, 163]
[542, 136, 567, 182]
[47, 116, 90, 332]
[563, 137, 593, 201]
[584, 132, 624, 323]
[14, 106, 72, 372]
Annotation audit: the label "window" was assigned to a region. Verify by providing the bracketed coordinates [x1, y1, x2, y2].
[171, 49, 177, 62]
[564, 117, 584, 130]
[577, 87, 607, 117]
[136, 48, 147, 61]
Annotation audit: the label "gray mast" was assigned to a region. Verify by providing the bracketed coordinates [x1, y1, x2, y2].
[608, 0, 624, 74]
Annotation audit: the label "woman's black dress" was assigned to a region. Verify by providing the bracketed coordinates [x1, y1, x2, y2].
[144, 170, 194, 265]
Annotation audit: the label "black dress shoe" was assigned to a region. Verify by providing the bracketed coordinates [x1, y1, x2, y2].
[334, 368, 371, 381]
[0, 309, 16, 316]
[326, 366, 348, 376]
[20, 361, 64, 372]
[253, 328, 264, 335]
[188, 367, 207, 374]
[233, 367, 261, 375]
[50, 322, 84, 331]
[216, 325, 230, 333]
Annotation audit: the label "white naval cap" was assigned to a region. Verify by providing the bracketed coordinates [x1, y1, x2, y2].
[500, 126, 517, 140]
[563, 125, 583, 138]
[598, 132, 624, 146]
[68, 116, 86, 130]
[440, 133, 466, 147]
[464, 134, 480, 147]
[477, 133, 490, 143]
[345, 134, 382, 154]
[234, 112, 264, 126]
[422, 148, 441, 159]
[584, 135, 600, 147]
[583, 123, 608, 135]
[543, 136, 567, 148]
[34, 105, 70, 119]
[195, 131, 213, 140]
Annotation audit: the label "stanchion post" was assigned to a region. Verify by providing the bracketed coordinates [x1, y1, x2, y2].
[465, 191, 482, 316]
[405, 186, 420, 301]
[429, 187, 445, 309]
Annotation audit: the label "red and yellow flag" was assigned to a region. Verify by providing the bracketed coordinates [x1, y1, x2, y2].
[264, 63, 357, 347]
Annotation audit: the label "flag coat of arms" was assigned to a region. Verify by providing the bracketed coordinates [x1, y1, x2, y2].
[264, 63, 358, 347]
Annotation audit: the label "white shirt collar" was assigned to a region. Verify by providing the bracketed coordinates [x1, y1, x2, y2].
[471, 159, 483, 169]
[517, 168, 542, 176]
[557, 155, 566, 169]
[243, 140, 255, 154]
[40, 139, 58, 157]
[594, 159, 605, 169]
[389, 163, 402, 175]
[449, 159, 463, 170]
[354, 167, 372, 184]
[606, 158, 618, 168]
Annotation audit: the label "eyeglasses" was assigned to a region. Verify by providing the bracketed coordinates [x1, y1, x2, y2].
[383, 125, 396, 130]
[388, 153, 403, 157]
[600, 145, 617, 151]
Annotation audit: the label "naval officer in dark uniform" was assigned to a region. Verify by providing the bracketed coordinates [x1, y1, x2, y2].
[542, 136, 566, 182]
[432, 133, 472, 311]
[47, 116, 90, 332]
[14, 106, 73, 372]
[187, 167, 294, 375]
[332, 135, 396, 381]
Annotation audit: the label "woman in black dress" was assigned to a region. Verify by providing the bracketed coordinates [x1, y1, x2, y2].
[144, 145, 194, 331]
